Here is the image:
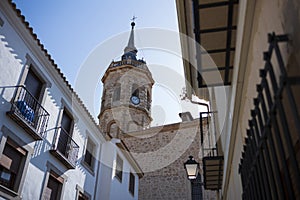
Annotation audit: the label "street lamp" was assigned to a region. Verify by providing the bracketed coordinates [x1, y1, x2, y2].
[184, 156, 203, 200]
[184, 156, 200, 180]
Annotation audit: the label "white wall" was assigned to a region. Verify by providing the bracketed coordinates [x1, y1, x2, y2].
[97, 141, 139, 200]
[0, 2, 142, 200]
[0, 2, 105, 199]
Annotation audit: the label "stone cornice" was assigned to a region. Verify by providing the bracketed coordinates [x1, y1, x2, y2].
[101, 63, 154, 85]
[123, 117, 207, 138]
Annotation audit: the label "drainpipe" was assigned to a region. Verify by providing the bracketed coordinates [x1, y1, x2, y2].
[181, 91, 210, 113]
[190, 99, 209, 113]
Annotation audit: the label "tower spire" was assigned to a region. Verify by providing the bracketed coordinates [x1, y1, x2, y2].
[122, 17, 138, 60]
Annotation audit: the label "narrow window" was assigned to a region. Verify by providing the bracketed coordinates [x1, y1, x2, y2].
[43, 171, 63, 200]
[84, 138, 95, 170]
[57, 110, 73, 156]
[16, 67, 45, 126]
[0, 139, 27, 192]
[129, 172, 135, 196]
[113, 85, 121, 102]
[115, 154, 123, 182]
[24, 68, 43, 101]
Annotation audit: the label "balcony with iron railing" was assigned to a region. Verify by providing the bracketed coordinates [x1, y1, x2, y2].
[109, 59, 148, 70]
[239, 33, 300, 199]
[200, 111, 224, 191]
[50, 127, 79, 169]
[6, 85, 50, 140]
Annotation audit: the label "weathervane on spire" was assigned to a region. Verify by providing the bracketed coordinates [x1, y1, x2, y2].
[130, 16, 137, 28]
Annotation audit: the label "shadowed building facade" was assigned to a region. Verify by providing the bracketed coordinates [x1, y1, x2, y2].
[176, 0, 300, 199]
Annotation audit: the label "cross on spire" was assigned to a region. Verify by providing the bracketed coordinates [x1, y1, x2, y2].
[131, 16, 137, 22]
[130, 16, 137, 29]
[123, 16, 138, 58]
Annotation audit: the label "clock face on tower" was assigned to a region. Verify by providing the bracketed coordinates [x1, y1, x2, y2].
[130, 96, 140, 105]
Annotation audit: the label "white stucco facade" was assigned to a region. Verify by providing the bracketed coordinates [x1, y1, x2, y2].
[0, 1, 141, 199]
[97, 141, 139, 200]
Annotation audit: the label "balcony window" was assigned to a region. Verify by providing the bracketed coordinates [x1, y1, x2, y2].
[57, 110, 73, 155]
[7, 66, 50, 140]
[50, 109, 79, 169]
[24, 68, 43, 101]
[7, 86, 49, 140]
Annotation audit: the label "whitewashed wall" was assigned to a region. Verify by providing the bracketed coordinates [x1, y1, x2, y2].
[0, 1, 142, 200]
[96, 141, 139, 200]
[0, 2, 104, 199]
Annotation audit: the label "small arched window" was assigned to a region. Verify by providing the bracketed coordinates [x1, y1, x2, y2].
[108, 122, 119, 138]
[132, 84, 139, 97]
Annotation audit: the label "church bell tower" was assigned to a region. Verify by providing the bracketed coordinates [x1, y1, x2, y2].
[98, 21, 154, 137]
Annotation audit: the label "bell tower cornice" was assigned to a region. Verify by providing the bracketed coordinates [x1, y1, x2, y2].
[101, 61, 154, 85]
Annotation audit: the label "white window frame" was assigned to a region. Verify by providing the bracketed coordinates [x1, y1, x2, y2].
[81, 134, 97, 175]
[75, 184, 91, 200]
[40, 162, 67, 200]
[19, 54, 52, 105]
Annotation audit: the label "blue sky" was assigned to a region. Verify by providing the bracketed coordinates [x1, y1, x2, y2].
[13, 1, 203, 125]
[13, 0, 179, 82]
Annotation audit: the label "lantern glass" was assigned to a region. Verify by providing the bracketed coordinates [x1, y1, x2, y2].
[186, 163, 198, 179]
[184, 156, 199, 180]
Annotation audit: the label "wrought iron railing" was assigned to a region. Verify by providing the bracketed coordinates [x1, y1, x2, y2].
[239, 33, 300, 199]
[51, 127, 79, 168]
[200, 111, 220, 157]
[200, 111, 223, 190]
[109, 59, 148, 70]
[7, 85, 49, 139]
